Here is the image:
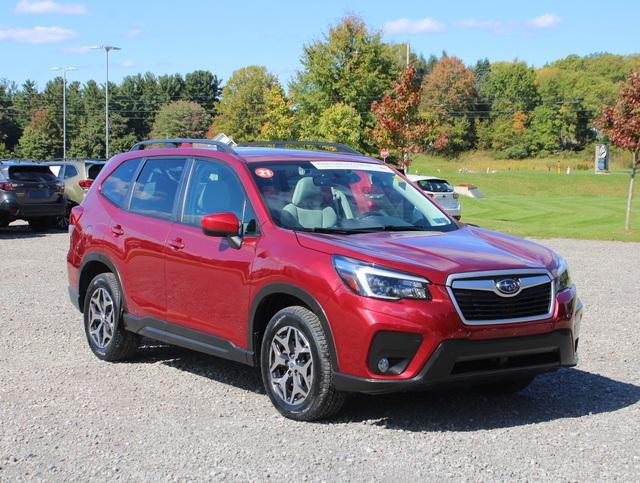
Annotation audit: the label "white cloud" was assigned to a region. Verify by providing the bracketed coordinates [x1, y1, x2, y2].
[527, 13, 560, 29]
[63, 44, 93, 53]
[454, 19, 503, 30]
[0, 26, 78, 44]
[121, 60, 137, 68]
[382, 17, 445, 35]
[15, 0, 88, 15]
[127, 28, 141, 38]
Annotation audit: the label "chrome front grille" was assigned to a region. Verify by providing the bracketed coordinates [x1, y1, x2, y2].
[446, 270, 554, 325]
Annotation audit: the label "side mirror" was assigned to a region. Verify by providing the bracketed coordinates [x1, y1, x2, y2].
[201, 212, 240, 237]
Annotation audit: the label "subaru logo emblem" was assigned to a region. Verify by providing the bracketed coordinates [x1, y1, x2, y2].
[495, 278, 521, 296]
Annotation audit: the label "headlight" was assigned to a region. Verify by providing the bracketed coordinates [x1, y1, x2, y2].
[555, 257, 572, 293]
[333, 256, 431, 300]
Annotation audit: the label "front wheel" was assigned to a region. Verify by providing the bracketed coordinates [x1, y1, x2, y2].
[260, 306, 346, 421]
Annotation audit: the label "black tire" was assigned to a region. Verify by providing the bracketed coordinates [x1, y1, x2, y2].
[0, 220, 9, 228]
[474, 375, 536, 394]
[83, 272, 139, 361]
[260, 306, 346, 421]
[28, 217, 53, 232]
[55, 205, 73, 230]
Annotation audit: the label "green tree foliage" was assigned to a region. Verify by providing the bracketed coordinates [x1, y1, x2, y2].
[70, 112, 135, 158]
[210, 66, 279, 142]
[290, 16, 399, 151]
[259, 85, 296, 140]
[12, 80, 41, 130]
[18, 110, 60, 159]
[151, 100, 210, 139]
[0, 81, 21, 151]
[184, 70, 221, 116]
[480, 61, 540, 114]
[317, 103, 362, 147]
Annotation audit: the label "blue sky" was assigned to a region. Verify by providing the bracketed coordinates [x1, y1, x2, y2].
[1, 0, 639, 89]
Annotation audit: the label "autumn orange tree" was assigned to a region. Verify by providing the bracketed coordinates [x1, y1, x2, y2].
[599, 71, 640, 230]
[421, 56, 477, 155]
[370, 66, 428, 170]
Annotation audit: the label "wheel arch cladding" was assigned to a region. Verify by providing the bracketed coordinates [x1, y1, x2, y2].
[248, 284, 339, 369]
[79, 254, 124, 313]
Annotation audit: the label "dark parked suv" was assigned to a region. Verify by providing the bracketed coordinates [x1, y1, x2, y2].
[67, 139, 582, 421]
[0, 160, 66, 231]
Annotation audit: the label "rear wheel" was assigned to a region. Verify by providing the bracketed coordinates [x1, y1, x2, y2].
[474, 375, 536, 394]
[55, 204, 73, 230]
[28, 217, 53, 232]
[260, 306, 346, 421]
[83, 272, 139, 361]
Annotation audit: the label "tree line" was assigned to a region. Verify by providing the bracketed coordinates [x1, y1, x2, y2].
[1, 16, 639, 162]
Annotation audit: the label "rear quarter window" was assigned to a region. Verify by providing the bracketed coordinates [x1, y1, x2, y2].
[86, 163, 105, 180]
[101, 158, 142, 208]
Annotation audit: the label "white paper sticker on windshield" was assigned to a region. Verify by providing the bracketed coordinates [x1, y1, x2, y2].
[311, 161, 393, 173]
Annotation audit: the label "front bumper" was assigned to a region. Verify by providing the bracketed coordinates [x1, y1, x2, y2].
[334, 328, 578, 394]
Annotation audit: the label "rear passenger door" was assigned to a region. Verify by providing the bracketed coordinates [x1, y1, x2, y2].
[106, 157, 187, 321]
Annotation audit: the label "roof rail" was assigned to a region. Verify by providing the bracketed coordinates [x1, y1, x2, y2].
[238, 140, 362, 155]
[129, 139, 237, 155]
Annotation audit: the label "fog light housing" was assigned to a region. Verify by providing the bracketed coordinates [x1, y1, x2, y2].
[377, 358, 390, 373]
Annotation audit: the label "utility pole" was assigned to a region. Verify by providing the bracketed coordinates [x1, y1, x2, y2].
[50, 67, 78, 159]
[91, 45, 121, 159]
[406, 42, 410, 68]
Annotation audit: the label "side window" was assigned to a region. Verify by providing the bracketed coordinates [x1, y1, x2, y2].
[101, 158, 142, 208]
[130, 158, 186, 220]
[64, 165, 79, 180]
[183, 160, 258, 234]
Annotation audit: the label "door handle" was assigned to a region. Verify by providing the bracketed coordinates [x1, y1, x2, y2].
[111, 225, 124, 237]
[168, 238, 185, 250]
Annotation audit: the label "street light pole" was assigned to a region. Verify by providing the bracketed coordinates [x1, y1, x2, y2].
[91, 45, 121, 159]
[50, 67, 78, 159]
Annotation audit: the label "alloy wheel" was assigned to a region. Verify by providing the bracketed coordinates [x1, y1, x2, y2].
[268, 326, 314, 405]
[88, 287, 115, 349]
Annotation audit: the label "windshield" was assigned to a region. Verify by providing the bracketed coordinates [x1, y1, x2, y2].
[250, 161, 457, 233]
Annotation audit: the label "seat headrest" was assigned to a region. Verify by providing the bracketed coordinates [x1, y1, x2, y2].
[291, 177, 325, 207]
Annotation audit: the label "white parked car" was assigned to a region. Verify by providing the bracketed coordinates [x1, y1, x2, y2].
[408, 175, 461, 219]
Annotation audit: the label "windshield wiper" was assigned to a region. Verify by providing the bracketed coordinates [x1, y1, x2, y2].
[293, 227, 368, 235]
[361, 225, 429, 232]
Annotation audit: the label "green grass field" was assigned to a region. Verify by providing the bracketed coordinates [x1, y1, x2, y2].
[410, 155, 640, 242]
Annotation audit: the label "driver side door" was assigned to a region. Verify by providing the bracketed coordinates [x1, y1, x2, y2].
[164, 158, 260, 348]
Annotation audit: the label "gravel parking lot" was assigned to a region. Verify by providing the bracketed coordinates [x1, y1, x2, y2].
[1, 223, 639, 481]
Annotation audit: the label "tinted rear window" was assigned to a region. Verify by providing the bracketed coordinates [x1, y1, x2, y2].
[417, 179, 453, 193]
[8, 166, 58, 182]
[101, 158, 142, 208]
[86, 163, 105, 180]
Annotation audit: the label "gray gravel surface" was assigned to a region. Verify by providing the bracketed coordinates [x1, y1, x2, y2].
[1, 223, 639, 481]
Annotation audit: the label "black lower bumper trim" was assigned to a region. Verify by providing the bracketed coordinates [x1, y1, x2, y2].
[334, 329, 577, 394]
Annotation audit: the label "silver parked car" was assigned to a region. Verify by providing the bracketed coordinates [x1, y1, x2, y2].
[408, 175, 461, 219]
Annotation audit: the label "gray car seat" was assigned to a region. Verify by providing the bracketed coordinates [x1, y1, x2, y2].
[282, 177, 337, 228]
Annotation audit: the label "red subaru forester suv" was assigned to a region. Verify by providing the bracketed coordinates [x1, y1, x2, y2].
[67, 139, 582, 420]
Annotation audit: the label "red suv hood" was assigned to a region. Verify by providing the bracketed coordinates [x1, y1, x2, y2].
[296, 225, 558, 286]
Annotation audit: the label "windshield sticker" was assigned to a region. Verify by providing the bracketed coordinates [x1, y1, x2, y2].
[311, 161, 393, 173]
[255, 167, 274, 179]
